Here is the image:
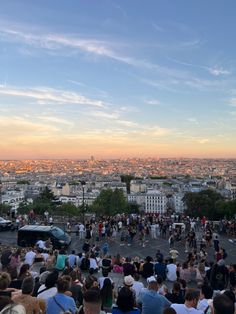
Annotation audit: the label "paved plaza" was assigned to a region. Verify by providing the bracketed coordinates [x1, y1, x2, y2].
[1, 226, 236, 264]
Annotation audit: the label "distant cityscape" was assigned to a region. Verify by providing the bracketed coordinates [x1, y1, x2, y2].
[0, 158, 236, 215]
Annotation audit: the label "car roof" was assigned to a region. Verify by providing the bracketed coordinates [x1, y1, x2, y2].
[18, 225, 54, 232]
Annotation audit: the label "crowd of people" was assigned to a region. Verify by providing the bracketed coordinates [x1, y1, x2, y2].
[0, 213, 236, 314]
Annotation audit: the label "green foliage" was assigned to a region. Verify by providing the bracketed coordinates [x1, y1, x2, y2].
[20, 187, 58, 215]
[91, 188, 129, 215]
[120, 175, 135, 194]
[57, 203, 80, 216]
[17, 180, 30, 185]
[183, 189, 224, 219]
[150, 176, 167, 179]
[0, 204, 11, 215]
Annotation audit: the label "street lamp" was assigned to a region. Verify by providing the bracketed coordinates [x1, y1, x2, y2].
[79, 180, 86, 221]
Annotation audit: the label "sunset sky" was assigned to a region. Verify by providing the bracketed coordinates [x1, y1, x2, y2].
[0, 1, 236, 159]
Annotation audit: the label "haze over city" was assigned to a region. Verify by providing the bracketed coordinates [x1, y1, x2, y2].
[0, 1, 236, 159]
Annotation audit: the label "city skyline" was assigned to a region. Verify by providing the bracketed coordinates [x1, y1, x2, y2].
[0, 1, 236, 159]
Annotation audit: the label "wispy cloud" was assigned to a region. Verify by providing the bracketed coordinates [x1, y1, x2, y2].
[0, 116, 59, 134]
[37, 116, 74, 126]
[187, 118, 199, 125]
[145, 99, 161, 106]
[168, 57, 230, 77]
[0, 22, 197, 77]
[229, 97, 236, 107]
[0, 85, 106, 107]
[151, 22, 164, 32]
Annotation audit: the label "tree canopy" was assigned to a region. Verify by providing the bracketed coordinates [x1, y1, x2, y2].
[91, 188, 131, 216]
[183, 189, 232, 219]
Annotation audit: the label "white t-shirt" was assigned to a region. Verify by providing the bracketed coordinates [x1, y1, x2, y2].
[197, 299, 210, 312]
[167, 263, 177, 281]
[90, 258, 98, 269]
[24, 251, 36, 266]
[37, 285, 57, 300]
[132, 281, 144, 299]
[36, 240, 46, 249]
[171, 304, 204, 314]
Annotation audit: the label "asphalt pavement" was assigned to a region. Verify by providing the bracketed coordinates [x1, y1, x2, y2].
[1, 227, 236, 264]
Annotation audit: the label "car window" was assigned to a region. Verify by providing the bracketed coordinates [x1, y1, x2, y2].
[51, 227, 64, 238]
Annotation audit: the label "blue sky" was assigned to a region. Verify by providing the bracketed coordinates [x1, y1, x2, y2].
[0, 0, 236, 159]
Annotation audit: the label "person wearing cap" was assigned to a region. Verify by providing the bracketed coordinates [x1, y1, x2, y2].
[137, 276, 171, 314]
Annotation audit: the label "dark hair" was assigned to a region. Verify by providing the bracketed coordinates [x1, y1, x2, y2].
[22, 276, 34, 294]
[172, 282, 181, 293]
[213, 294, 234, 314]
[223, 290, 236, 304]
[102, 268, 109, 277]
[146, 256, 152, 262]
[83, 289, 101, 304]
[163, 308, 177, 314]
[201, 285, 213, 299]
[18, 264, 30, 279]
[184, 289, 200, 302]
[133, 273, 140, 281]
[45, 271, 59, 288]
[57, 276, 70, 293]
[100, 278, 112, 309]
[169, 258, 174, 264]
[156, 276, 163, 284]
[117, 287, 135, 312]
[178, 279, 186, 289]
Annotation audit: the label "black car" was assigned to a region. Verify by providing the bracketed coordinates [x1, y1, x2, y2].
[17, 225, 71, 249]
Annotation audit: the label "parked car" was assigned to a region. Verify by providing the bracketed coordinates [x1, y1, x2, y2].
[0, 217, 13, 231]
[17, 225, 71, 249]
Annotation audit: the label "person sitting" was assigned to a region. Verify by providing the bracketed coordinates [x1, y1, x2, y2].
[138, 276, 171, 314]
[197, 284, 213, 313]
[171, 288, 203, 314]
[141, 256, 154, 279]
[213, 294, 234, 314]
[12, 276, 41, 314]
[112, 287, 140, 314]
[46, 276, 77, 314]
[165, 282, 184, 304]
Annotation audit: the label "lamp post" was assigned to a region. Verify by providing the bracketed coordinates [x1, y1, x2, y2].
[79, 180, 86, 222]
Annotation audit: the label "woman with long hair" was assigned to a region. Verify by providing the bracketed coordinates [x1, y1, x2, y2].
[112, 287, 140, 314]
[100, 278, 114, 312]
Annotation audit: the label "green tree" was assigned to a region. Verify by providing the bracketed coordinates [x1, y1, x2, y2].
[0, 204, 11, 216]
[183, 189, 224, 219]
[91, 188, 129, 215]
[120, 175, 135, 194]
[57, 203, 80, 216]
[29, 187, 59, 215]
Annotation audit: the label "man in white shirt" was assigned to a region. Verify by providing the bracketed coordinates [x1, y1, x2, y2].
[24, 248, 36, 266]
[171, 289, 204, 314]
[197, 285, 213, 312]
[36, 240, 46, 250]
[166, 258, 177, 281]
[79, 223, 85, 239]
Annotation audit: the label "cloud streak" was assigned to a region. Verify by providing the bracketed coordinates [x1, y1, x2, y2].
[0, 85, 106, 107]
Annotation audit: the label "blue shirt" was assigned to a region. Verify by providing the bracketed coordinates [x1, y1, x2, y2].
[46, 293, 77, 314]
[138, 289, 171, 314]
